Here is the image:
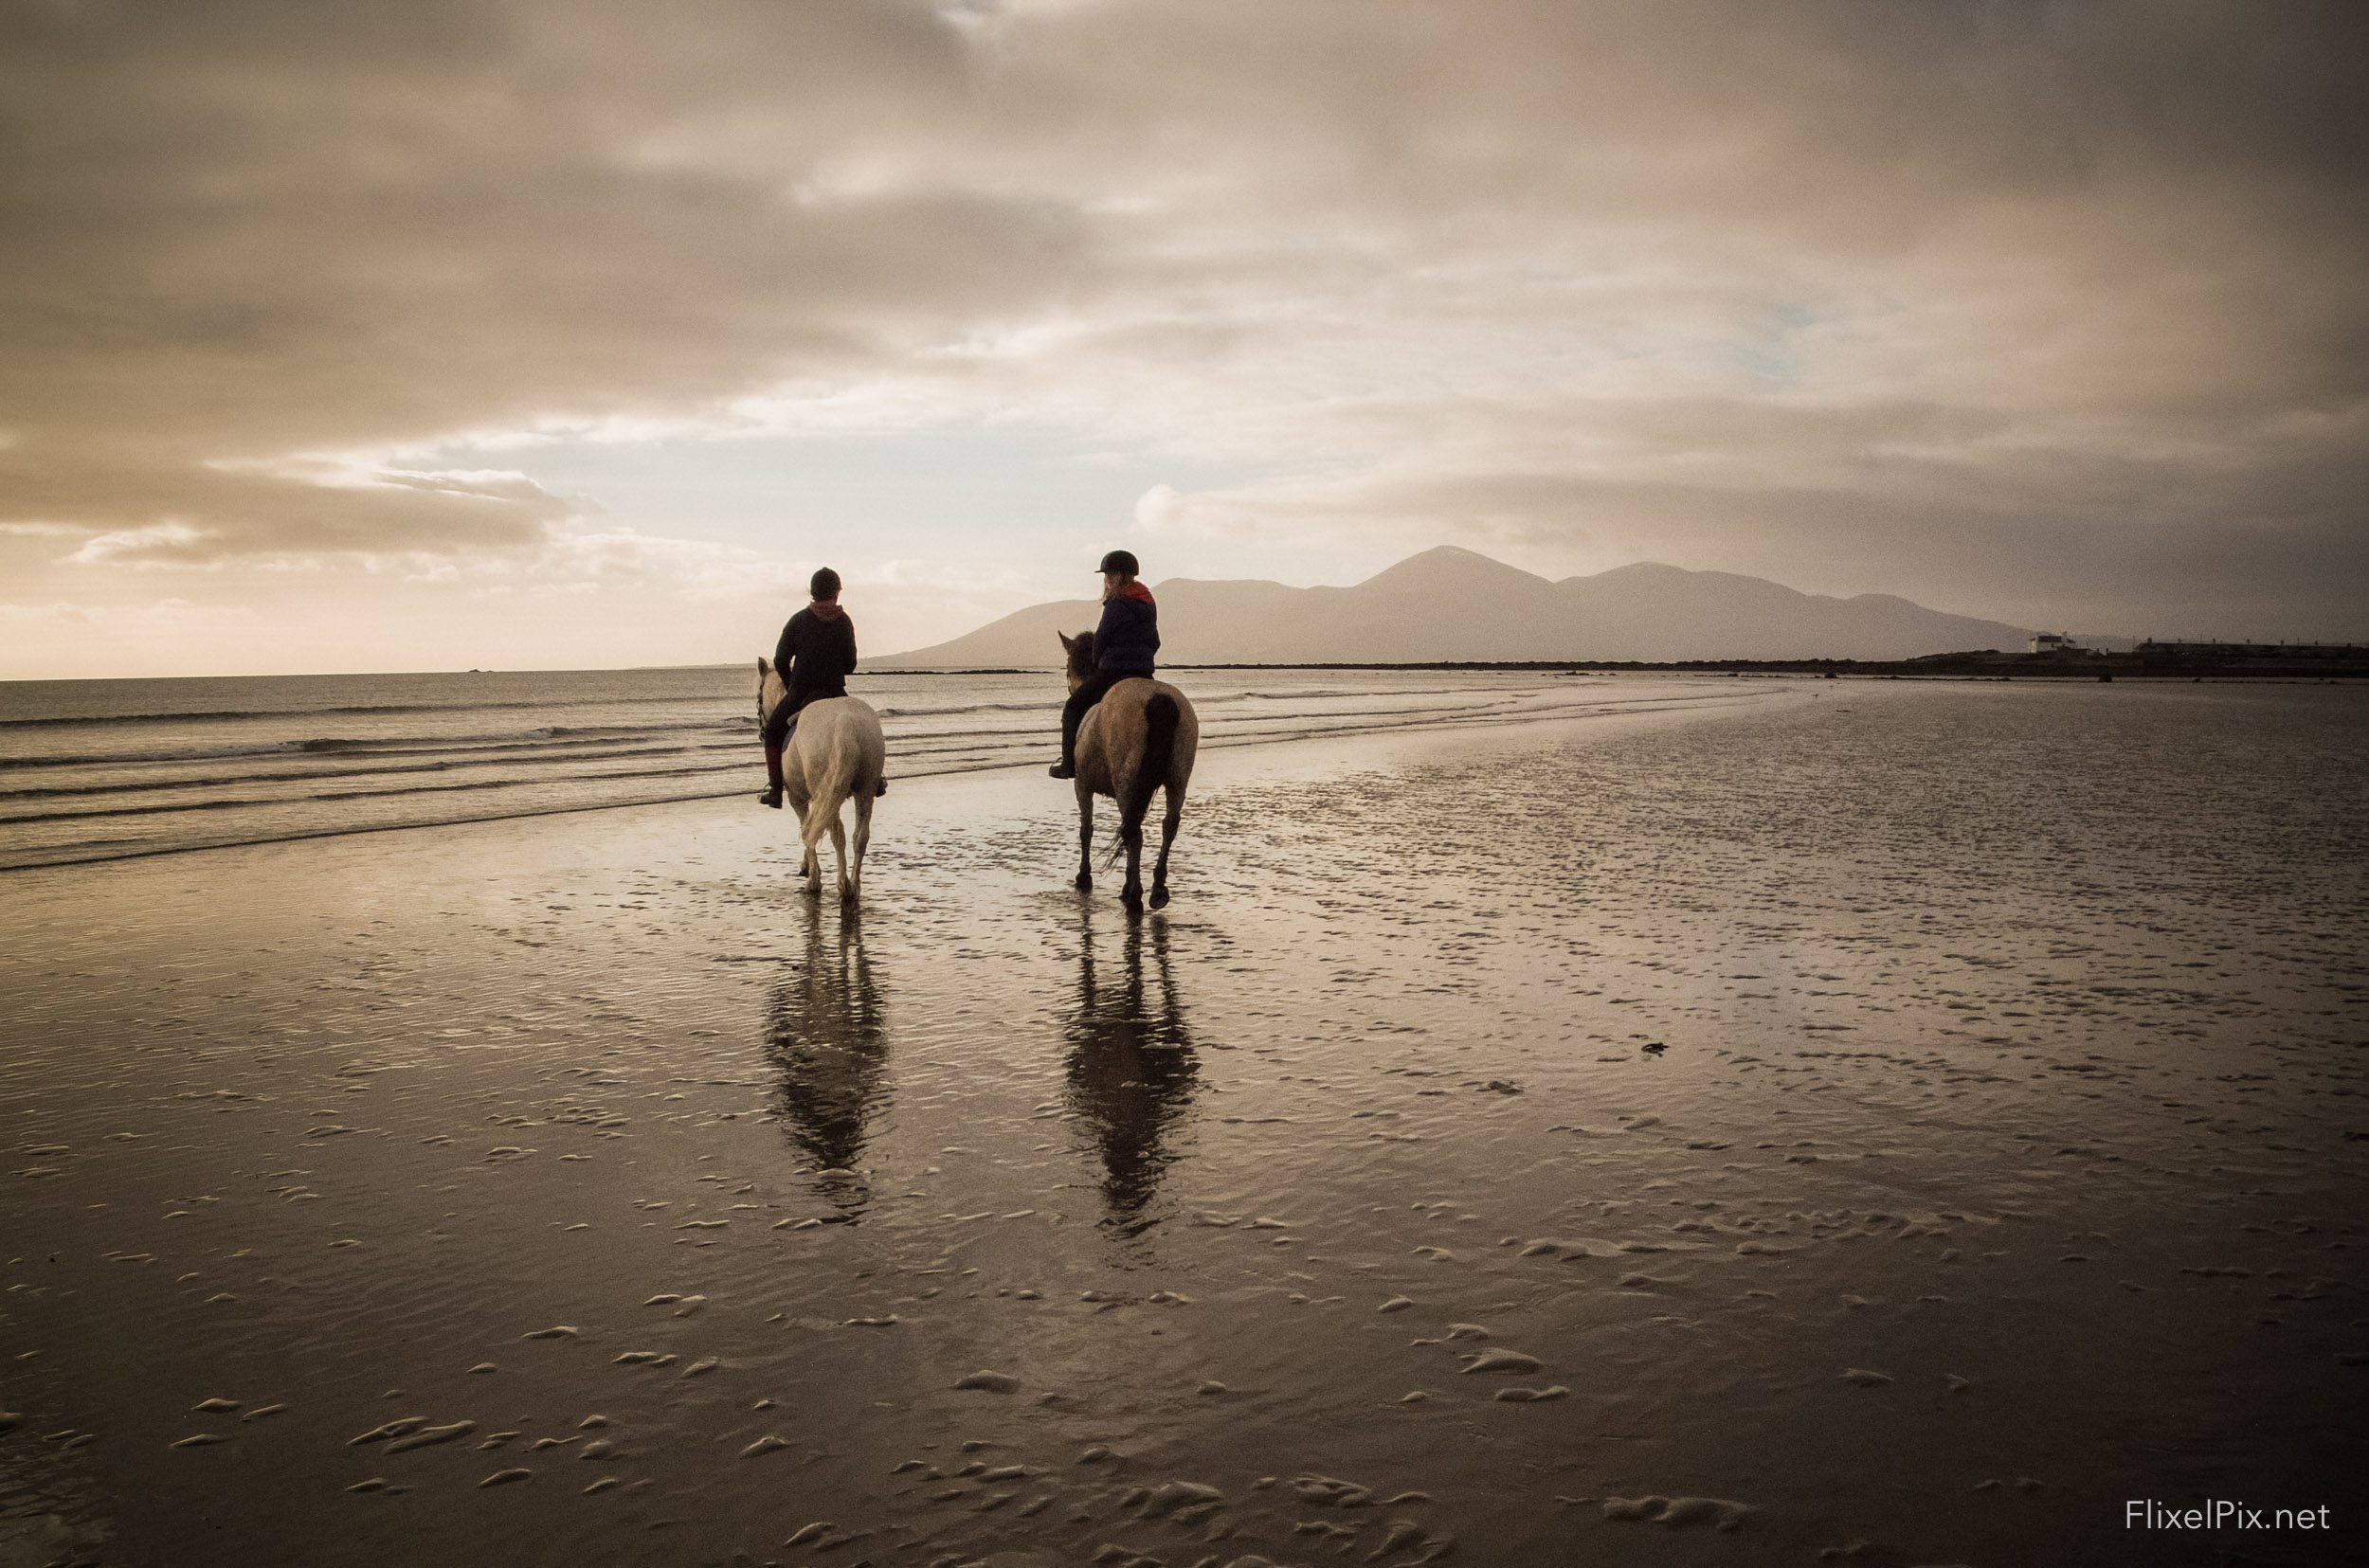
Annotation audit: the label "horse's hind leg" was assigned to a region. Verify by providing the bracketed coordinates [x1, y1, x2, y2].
[849, 794, 872, 904]
[1149, 786, 1183, 910]
[828, 807, 853, 903]
[795, 795, 825, 895]
[1075, 789, 1094, 892]
[1119, 815, 1145, 913]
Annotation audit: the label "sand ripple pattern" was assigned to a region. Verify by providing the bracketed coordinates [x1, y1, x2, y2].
[1, 678, 2361, 1566]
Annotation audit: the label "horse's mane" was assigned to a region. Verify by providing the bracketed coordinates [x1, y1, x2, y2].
[1065, 630, 1097, 682]
[757, 657, 787, 721]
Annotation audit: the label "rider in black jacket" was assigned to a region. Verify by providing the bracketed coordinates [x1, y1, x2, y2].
[760, 568, 881, 808]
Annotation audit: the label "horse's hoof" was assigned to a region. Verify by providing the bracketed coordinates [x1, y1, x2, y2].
[1148, 887, 1169, 910]
[1121, 887, 1143, 911]
[1074, 872, 1092, 891]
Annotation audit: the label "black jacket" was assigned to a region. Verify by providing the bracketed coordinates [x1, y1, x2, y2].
[775, 605, 858, 696]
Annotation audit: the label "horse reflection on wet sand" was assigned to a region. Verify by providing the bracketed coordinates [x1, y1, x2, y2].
[764, 912, 887, 1217]
[1062, 914, 1200, 1235]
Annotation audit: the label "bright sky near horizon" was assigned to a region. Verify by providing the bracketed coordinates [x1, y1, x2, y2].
[4, 0, 2365, 678]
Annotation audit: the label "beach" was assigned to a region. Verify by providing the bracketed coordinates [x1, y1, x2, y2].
[2, 676, 2363, 1568]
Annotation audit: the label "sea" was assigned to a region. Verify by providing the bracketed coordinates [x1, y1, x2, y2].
[0, 665, 1706, 871]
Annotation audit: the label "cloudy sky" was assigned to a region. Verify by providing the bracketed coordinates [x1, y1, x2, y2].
[4, 0, 2363, 677]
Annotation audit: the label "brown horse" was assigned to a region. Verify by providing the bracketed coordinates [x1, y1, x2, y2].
[1057, 631, 1200, 910]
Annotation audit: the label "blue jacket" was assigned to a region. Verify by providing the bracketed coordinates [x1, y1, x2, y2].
[1095, 583, 1160, 676]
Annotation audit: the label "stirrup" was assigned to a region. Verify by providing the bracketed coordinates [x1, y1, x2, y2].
[758, 784, 783, 809]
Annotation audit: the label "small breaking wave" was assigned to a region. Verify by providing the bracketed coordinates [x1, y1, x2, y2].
[0, 723, 742, 773]
[0, 666, 1645, 871]
[0, 693, 705, 730]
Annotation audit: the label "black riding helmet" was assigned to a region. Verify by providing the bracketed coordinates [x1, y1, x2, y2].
[1098, 550, 1140, 577]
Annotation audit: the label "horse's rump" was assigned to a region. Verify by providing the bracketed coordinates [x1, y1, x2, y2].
[1080, 678, 1199, 803]
[784, 695, 885, 797]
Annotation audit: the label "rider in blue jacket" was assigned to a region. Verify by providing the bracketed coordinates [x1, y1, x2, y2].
[1050, 550, 1159, 779]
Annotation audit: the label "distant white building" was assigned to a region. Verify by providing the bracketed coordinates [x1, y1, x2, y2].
[2029, 632, 2078, 654]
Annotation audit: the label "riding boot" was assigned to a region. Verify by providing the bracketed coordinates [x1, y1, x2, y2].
[1049, 702, 1081, 779]
[759, 744, 785, 808]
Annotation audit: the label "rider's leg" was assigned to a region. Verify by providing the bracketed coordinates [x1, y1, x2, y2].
[758, 695, 808, 807]
[1051, 672, 1119, 778]
[758, 704, 788, 807]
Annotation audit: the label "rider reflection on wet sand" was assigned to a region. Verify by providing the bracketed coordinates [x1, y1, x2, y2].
[764, 910, 888, 1218]
[1062, 913, 1200, 1236]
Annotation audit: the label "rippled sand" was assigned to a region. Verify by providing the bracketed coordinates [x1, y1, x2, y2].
[3, 679, 2362, 1567]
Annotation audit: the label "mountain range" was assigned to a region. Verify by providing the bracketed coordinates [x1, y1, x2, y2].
[878, 547, 2090, 666]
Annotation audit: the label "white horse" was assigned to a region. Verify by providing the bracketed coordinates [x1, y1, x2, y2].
[756, 658, 886, 903]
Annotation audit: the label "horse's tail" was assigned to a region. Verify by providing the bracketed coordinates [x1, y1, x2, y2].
[1120, 692, 1179, 841]
[798, 731, 858, 855]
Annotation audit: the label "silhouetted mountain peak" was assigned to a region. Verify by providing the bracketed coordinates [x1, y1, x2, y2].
[1582, 560, 1687, 579]
[1357, 545, 1553, 595]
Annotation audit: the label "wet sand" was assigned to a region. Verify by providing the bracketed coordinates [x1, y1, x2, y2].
[3, 678, 2363, 1567]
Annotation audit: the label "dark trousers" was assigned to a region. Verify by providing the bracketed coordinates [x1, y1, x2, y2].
[1061, 669, 1139, 766]
[763, 685, 840, 788]
[762, 685, 839, 748]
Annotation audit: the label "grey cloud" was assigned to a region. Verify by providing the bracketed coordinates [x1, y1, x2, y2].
[2, 0, 1070, 556]
[1, 0, 2362, 632]
[6, 447, 573, 565]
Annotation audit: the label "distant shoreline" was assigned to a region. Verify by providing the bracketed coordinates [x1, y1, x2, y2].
[888, 657, 2369, 681]
[9, 656, 2361, 688]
